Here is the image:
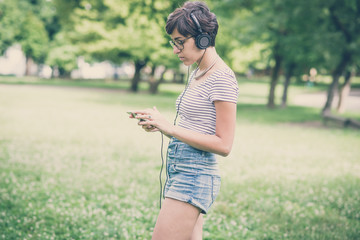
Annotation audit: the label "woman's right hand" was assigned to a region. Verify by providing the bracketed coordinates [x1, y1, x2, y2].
[133, 106, 175, 136]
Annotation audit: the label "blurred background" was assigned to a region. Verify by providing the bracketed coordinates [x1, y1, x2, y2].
[1, 0, 360, 239]
[0, 0, 359, 115]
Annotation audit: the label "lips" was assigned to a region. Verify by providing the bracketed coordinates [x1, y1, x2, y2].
[179, 57, 185, 61]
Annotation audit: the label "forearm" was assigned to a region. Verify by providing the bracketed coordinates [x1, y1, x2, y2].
[169, 126, 233, 157]
[134, 104, 236, 156]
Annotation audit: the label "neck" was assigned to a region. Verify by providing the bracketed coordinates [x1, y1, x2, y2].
[193, 47, 219, 80]
[197, 47, 218, 70]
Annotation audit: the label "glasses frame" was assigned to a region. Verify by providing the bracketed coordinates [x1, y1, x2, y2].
[169, 36, 193, 50]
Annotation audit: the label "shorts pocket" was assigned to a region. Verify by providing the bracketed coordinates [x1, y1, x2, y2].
[167, 143, 178, 159]
[173, 162, 197, 175]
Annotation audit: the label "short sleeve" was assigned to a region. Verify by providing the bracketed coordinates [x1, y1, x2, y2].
[209, 71, 239, 104]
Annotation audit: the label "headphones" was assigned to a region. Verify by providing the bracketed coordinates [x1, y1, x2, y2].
[189, 12, 212, 49]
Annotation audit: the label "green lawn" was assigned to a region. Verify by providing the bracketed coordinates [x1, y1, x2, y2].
[0, 80, 359, 239]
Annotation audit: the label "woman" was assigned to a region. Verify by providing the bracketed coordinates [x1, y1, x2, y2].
[131, 1, 239, 239]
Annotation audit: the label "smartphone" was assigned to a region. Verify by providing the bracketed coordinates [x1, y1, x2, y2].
[127, 112, 146, 122]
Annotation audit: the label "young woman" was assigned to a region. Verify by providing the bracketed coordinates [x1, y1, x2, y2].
[131, 1, 239, 239]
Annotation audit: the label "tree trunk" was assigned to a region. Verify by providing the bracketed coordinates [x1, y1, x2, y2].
[148, 65, 157, 94]
[130, 59, 147, 92]
[149, 67, 167, 94]
[267, 46, 282, 109]
[281, 63, 295, 108]
[172, 72, 177, 83]
[322, 51, 351, 114]
[57, 66, 70, 78]
[337, 69, 354, 113]
[25, 57, 33, 76]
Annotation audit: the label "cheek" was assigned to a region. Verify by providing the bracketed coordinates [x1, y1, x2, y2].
[183, 48, 202, 65]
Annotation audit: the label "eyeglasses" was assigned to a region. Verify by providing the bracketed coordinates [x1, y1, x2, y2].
[169, 36, 193, 50]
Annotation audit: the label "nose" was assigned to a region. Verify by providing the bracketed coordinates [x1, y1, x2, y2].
[173, 46, 181, 54]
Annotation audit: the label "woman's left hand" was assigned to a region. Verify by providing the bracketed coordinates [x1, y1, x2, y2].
[133, 107, 175, 136]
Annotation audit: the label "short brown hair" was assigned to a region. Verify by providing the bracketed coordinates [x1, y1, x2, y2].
[166, 1, 218, 47]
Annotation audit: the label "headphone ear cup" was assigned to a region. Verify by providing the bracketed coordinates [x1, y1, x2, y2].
[195, 33, 211, 49]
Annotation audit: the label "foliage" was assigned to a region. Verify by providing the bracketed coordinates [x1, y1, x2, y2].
[68, 0, 177, 65]
[46, 32, 79, 76]
[214, 0, 360, 110]
[1, 0, 360, 109]
[18, 12, 49, 63]
[0, 0, 55, 62]
[0, 0, 23, 54]
[313, 0, 360, 72]
[59, 0, 182, 90]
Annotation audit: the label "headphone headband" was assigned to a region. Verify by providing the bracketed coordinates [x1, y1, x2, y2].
[188, 11, 211, 49]
[190, 12, 203, 33]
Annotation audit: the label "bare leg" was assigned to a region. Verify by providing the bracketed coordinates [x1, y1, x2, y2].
[190, 214, 204, 240]
[152, 198, 201, 240]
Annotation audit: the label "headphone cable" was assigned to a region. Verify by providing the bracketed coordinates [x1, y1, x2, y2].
[159, 49, 206, 209]
[173, 49, 206, 124]
[159, 65, 191, 209]
[159, 132, 164, 208]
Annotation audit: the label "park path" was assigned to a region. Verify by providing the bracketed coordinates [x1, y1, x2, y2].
[1, 83, 359, 112]
[291, 89, 360, 113]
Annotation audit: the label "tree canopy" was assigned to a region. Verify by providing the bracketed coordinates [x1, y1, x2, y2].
[0, 0, 359, 112]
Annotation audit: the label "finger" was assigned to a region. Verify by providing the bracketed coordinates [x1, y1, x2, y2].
[138, 116, 153, 123]
[138, 120, 152, 126]
[145, 126, 156, 132]
[136, 108, 152, 114]
[143, 125, 151, 129]
[132, 110, 149, 115]
[153, 106, 160, 114]
[135, 113, 151, 120]
[138, 114, 151, 119]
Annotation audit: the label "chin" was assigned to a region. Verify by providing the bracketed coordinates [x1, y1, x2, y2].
[183, 60, 195, 66]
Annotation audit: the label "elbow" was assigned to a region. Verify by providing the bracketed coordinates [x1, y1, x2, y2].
[218, 145, 232, 157]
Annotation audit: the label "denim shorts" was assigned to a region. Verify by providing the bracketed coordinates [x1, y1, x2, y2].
[164, 138, 221, 214]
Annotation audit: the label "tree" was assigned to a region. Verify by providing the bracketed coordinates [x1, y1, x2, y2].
[18, 12, 49, 75]
[0, 0, 25, 54]
[0, 0, 59, 75]
[147, 46, 179, 94]
[213, 1, 269, 74]
[214, 0, 313, 108]
[253, 0, 325, 108]
[46, 32, 79, 77]
[316, 0, 360, 114]
[336, 68, 356, 113]
[67, 0, 182, 91]
[215, 0, 360, 113]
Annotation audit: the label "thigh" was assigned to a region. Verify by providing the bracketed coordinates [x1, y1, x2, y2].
[191, 214, 204, 240]
[152, 198, 201, 240]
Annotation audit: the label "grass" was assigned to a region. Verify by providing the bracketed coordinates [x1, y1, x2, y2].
[0, 78, 359, 239]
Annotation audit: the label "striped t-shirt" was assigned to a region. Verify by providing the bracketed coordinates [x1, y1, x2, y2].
[175, 68, 239, 135]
